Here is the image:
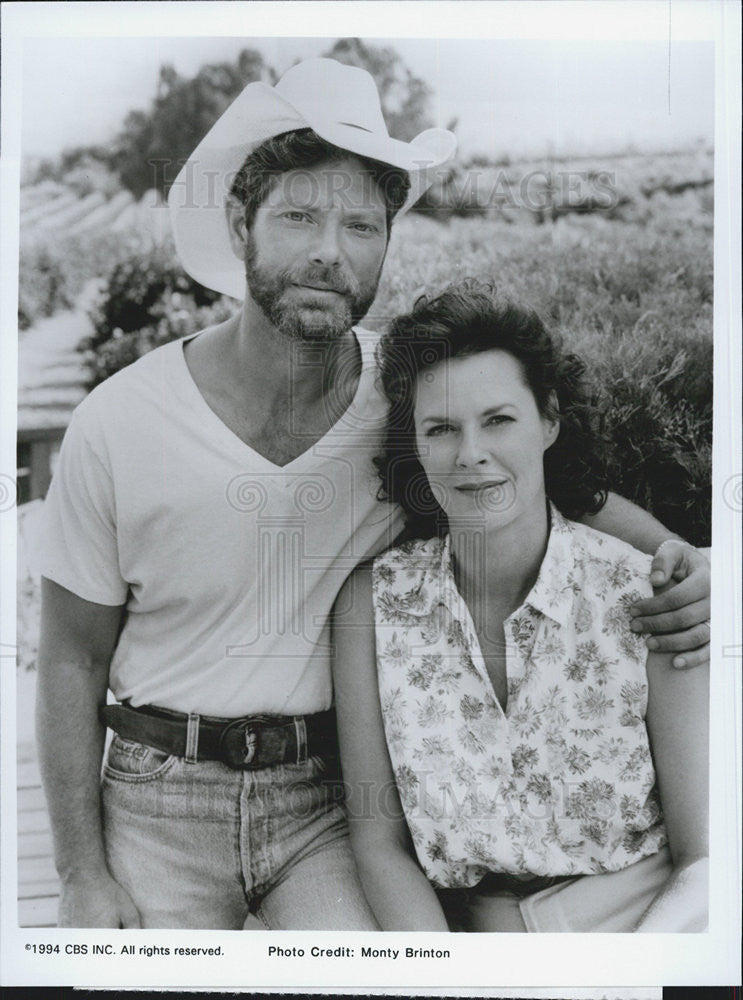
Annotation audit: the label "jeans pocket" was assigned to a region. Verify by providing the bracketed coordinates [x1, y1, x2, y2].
[104, 734, 177, 782]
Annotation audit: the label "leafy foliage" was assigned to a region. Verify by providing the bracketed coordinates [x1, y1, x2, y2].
[27, 146, 121, 197]
[82, 240, 222, 363]
[17, 242, 77, 330]
[84, 298, 234, 387]
[108, 39, 439, 197]
[323, 38, 436, 140]
[18, 227, 147, 331]
[113, 50, 276, 198]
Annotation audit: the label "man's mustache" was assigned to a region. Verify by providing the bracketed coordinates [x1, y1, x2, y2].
[287, 265, 361, 298]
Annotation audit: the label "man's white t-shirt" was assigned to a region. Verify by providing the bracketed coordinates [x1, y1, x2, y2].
[41, 329, 403, 716]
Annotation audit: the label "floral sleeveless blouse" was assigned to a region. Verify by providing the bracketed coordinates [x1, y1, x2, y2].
[372, 505, 667, 889]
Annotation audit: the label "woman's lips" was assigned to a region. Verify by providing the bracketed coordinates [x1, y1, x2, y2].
[454, 480, 508, 492]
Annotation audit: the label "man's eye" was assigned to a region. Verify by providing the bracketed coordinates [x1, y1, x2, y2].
[349, 221, 380, 235]
[284, 211, 311, 222]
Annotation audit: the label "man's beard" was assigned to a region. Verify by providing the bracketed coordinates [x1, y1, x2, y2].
[244, 234, 382, 342]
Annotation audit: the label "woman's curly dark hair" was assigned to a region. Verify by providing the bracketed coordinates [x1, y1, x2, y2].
[374, 280, 610, 538]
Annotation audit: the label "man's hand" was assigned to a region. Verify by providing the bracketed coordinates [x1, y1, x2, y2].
[58, 871, 141, 928]
[629, 542, 711, 669]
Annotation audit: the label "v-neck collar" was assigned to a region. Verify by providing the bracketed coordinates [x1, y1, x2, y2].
[174, 327, 376, 471]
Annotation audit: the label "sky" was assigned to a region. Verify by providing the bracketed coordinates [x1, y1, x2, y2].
[18, 34, 714, 162]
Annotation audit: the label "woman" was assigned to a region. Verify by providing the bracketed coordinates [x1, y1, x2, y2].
[331, 283, 708, 932]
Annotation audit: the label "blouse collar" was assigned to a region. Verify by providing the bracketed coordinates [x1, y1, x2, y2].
[419, 502, 577, 629]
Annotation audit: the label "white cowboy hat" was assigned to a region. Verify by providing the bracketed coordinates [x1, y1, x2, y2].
[168, 58, 457, 299]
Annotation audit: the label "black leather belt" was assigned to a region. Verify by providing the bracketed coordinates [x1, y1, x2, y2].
[100, 702, 338, 770]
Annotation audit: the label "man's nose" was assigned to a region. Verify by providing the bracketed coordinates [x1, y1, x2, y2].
[309, 218, 343, 267]
[455, 429, 488, 468]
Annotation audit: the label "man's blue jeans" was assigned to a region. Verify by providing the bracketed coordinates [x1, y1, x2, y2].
[101, 734, 378, 929]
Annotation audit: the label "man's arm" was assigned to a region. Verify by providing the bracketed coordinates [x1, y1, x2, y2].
[581, 491, 681, 553]
[581, 492, 711, 668]
[36, 578, 140, 928]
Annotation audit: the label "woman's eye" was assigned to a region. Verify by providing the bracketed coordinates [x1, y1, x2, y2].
[486, 414, 513, 427]
[426, 424, 453, 437]
[349, 222, 379, 235]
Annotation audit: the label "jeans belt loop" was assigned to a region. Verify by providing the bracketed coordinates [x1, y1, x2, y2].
[185, 712, 200, 765]
[294, 716, 308, 765]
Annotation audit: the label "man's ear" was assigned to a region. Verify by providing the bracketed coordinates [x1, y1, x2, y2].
[225, 195, 248, 261]
[543, 391, 560, 450]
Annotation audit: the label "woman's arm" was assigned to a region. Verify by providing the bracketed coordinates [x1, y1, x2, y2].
[634, 640, 709, 931]
[331, 566, 450, 931]
[582, 493, 711, 669]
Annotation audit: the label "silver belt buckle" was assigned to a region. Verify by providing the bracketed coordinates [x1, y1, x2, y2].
[220, 717, 264, 769]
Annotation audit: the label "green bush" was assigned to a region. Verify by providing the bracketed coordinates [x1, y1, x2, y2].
[594, 344, 712, 547]
[18, 228, 156, 331]
[85, 298, 234, 387]
[84, 243, 221, 356]
[18, 241, 77, 329]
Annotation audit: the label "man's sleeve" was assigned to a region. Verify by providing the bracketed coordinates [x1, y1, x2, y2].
[41, 404, 128, 606]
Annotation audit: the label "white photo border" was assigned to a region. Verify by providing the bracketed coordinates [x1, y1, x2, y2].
[1, 0, 740, 991]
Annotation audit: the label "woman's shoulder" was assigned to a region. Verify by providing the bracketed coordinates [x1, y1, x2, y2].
[552, 512, 653, 665]
[338, 537, 442, 603]
[371, 536, 447, 619]
[559, 511, 654, 598]
[372, 535, 445, 576]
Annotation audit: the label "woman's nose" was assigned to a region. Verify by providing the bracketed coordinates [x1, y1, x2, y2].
[455, 430, 488, 468]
